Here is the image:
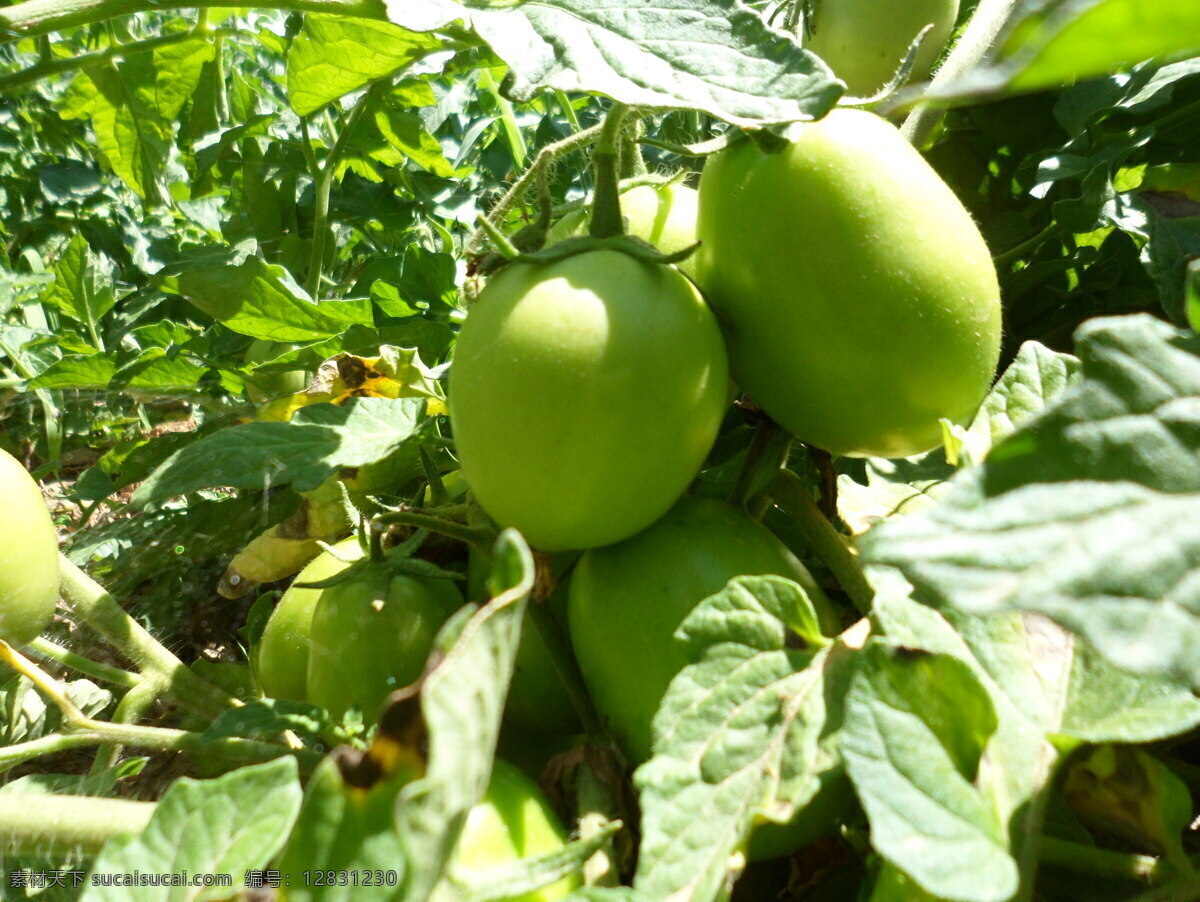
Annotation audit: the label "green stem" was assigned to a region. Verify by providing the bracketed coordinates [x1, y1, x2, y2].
[0, 26, 225, 94]
[90, 675, 162, 775]
[1129, 875, 1200, 902]
[994, 221, 1065, 268]
[374, 508, 497, 550]
[57, 556, 236, 720]
[27, 637, 139, 688]
[769, 469, 874, 615]
[588, 103, 631, 239]
[1, 0, 384, 44]
[467, 122, 604, 257]
[480, 67, 527, 170]
[526, 589, 608, 741]
[1039, 837, 1164, 882]
[555, 90, 582, 132]
[0, 793, 154, 857]
[900, 0, 1021, 148]
[305, 87, 373, 300]
[727, 419, 792, 516]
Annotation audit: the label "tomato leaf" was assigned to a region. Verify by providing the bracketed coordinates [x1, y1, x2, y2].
[633, 576, 860, 899]
[131, 396, 427, 503]
[81, 758, 302, 901]
[863, 314, 1200, 690]
[465, 0, 841, 127]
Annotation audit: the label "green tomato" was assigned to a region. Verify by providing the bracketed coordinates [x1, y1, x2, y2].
[805, 0, 959, 97]
[254, 538, 364, 701]
[449, 249, 729, 551]
[243, 339, 311, 405]
[548, 183, 699, 274]
[694, 109, 1002, 458]
[307, 563, 463, 720]
[451, 759, 579, 901]
[0, 449, 59, 647]
[568, 495, 839, 763]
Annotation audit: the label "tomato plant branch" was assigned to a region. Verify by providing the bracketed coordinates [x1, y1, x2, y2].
[526, 594, 610, 742]
[0, 792, 154, 857]
[28, 636, 139, 688]
[467, 121, 604, 257]
[900, 0, 1020, 147]
[0, 25, 230, 94]
[768, 468, 874, 614]
[91, 674, 164, 774]
[57, 556, 238, 720]
[1038, 837, 1166, 882]
[480, 67, 527, 170]
[0, 0, 384, 44]
[375, 506, 497, 550]
[305, 86, 374, 300]
[728, 419, 793, 517]
[588, 103, 631, 239]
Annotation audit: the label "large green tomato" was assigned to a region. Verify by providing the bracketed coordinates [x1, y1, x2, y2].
[243, 339, 311, 405]
[254, 538, 364, 701]
[805, 0, 959, 97]
[568, 496, 839, 763]
[694, 109, 1002, 458]
[547, 183, 699, 275]
[449, 249, 729, 551]
[0, 449, 59, 647]
[450, 759, 579, 901]
[307, 564, 463, 720]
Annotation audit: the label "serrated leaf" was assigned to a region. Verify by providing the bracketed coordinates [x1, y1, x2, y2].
[863, 314, 1200, 689]
[395, 530, 536, 902]
[843, 641, 1015, 902]
[466, 0, 841, 127]
[844, 575, 1200, 900]
[156, 251, 373, 340]
[633, 577, 859, 900]
[287, 15, 447, 116]
[38, 234, 116, 327]
[27, 355, 117, 390]
[132, 396, 426, 503]
[82, 758, 302, 901]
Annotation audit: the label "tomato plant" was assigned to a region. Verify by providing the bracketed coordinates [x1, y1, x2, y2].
[0, 448, 59, 647]
[694, 109, 1002, 458]
[568, 495, 839, 762]
[306, 563, 463, 720]
[254, 537, 364, 702]
[804, 0, 960, 96]
[449, 249, 729, 551]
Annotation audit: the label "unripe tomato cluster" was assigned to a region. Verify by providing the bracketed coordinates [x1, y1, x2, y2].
[0, 448, 59, 648]
[441, 109, 1001, 855]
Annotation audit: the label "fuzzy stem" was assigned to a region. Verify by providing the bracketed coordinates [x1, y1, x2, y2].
[0, 793, 154, 857]
[769, 468, 873, 614]
[588, 104, 631, 239]
[1038, 837, 1164, 881]
[375, 507, 497, 550]
[0, 0, 384, 44]
[27, 637, 139, 689]
[901, 0, 1022, 147]
[305, 87, 373, 300]
[57, 556, 237, 719]
[526, 594, 608, 741]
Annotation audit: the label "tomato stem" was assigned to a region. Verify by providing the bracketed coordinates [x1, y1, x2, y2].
[27, 636, 139, 688]
[57, 555, 238, 720]
[375, 507, 497, 550]
[768, 469, 873, 614]
[526, 587, 611, 743]
[588, 103, 631, 239]
[728, 418, 793, 517]
[0, 792, 154, 857]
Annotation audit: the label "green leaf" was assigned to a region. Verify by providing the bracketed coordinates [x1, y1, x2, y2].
[38, 235, 116, 327]
[466, 0, 842, 127]
[287, 15, 447, 116]
[59, 40, 214, 201]
[131, 396, 427, 503]
[1000, 0, 1200, 94]
[633, 576, 857, 899]
[156, 249, 373, 340]
[396, 530, 535, 901]
[863, 315, 1200, 690]
[27, 355, 117, 390]
[843, 641, 1014, 902]
[81, 758, 302, 901]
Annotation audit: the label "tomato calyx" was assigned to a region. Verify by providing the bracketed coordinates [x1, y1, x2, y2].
[518, 233, 699, 269]
[295, 529, 464, 592]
